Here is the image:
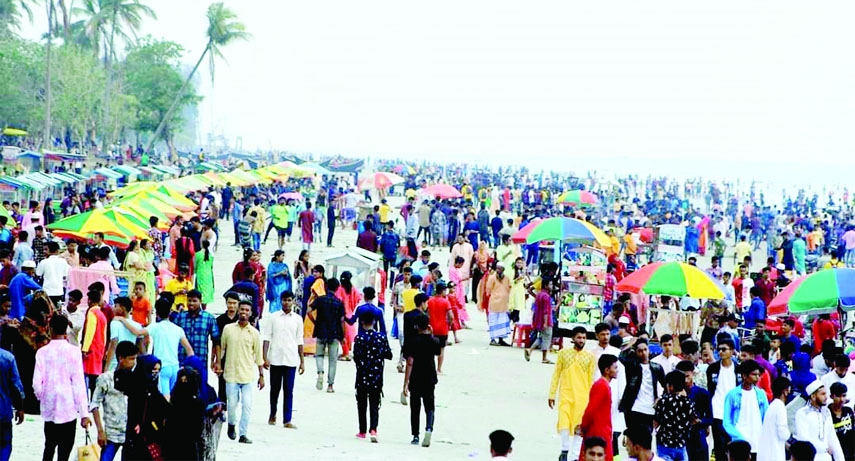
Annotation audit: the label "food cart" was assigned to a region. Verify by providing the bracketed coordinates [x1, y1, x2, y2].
[653, 224, 686, 262]
[556, 246, 607, 333]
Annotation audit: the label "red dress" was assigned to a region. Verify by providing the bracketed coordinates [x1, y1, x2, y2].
[579, 377, 613, 461]
[335, 286, 362, 357]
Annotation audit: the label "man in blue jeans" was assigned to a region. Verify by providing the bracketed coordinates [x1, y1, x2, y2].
[220, 301, 265, 444]
[262, 291, 305, 428]
[90, 341, 137, 461]
[0, 343, 24, 461]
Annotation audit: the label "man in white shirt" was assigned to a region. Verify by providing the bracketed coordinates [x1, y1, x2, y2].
[723, 360, 767, 457]
[261, 291, 304, 428]
[708, 338, 738, 461]
[588, 323, 621, 380]
[794, 380, 845, 461]
[650, 334, 681, 374]
[820, 354, 855, 410]
[36, 241, 69, 306]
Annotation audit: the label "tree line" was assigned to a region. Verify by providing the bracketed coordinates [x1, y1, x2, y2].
[0, 0, 249, 155]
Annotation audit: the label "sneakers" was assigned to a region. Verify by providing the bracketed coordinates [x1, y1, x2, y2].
[370, 430, 378, 443]
[410, 436, 419, 445]
[227, 424, 236, 440]
[356, 433, 366, 439]
[421, 430, 432, 447]
[238, 436, 252, 444]
[316, 373, 324, 390]
[283, 422, 297, 429]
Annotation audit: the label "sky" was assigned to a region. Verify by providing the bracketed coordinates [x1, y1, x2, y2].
[20, 1, 855, 182]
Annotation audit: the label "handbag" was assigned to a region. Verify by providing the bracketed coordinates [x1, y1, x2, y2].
[76, 429, 101, 461]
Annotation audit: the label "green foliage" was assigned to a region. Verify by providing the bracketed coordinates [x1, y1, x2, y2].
[122, 37, 200, 141]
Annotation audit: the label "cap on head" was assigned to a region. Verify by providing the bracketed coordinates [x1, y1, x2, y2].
[21, 260, 36, 269]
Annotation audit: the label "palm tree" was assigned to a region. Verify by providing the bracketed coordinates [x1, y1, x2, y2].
[145, 2, 250, 152]
[0, 0, 34, 35]
[70, 0, 108, 55]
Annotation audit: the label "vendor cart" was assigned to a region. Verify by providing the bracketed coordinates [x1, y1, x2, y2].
[556, 246, 607, 334]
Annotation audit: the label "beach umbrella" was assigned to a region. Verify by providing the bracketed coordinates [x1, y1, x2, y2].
[557, 190, 599, 208]
[391, 164, 416, 175]
[218, 172, 250, 187]
[279, 192, 304, 201]
[200, 171, 226, 186]
[110, 205, 169, 230]
[149, 186, 199, 210]
[48, 209, 149, 248]
[166, 175, 210, 193]
[122, 190, 196, 212]
[115, 195, 192, 221]
[768, 268, 855, 316]
[422, 183, 462, 199]
[300, 162, 332, 175]
[358, 172, 405, 191]
[2, 128, 27, 136]
[615, 261, 725, 299]
[524, 217, 611, 247]
[510, 219, 542, 244]
[109, 181, 157, 198]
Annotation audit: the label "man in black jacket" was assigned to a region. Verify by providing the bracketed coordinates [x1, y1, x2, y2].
[619, 338, 665, 433]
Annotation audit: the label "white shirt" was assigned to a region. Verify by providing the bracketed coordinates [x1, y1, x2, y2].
[757, 399, 789, 461]
[651, 353, 681, 374]
[36, 255, 70, 297]
[794, 404, 845, 461]
[65, 309, 86, 347]
[260, 310, 304, 367]
[632, 363, 656, 415]
[736, 388, 762, 451]
[820, 370, 855, 409]
[587, 343, 620, 380]
[712, 362, 736, 419]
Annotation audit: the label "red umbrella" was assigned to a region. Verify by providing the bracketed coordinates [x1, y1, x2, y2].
[631, 227, 654, 243]
[511, 219, 541, 243]
[358, 172, 405, 190]
[422, 183, 462, 199]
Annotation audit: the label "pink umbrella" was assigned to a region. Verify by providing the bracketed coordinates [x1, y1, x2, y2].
[511, 219, 542, 243]
[422, 183, 462, 199]
[358, 172, 405, 190]
[279, 192, 304, 201]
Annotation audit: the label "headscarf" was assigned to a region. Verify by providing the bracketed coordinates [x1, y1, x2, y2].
[475, 241, 490, 270]
[183, 356, 219, 406]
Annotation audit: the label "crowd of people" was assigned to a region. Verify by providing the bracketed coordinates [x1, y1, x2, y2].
[0, 155, 850, 460]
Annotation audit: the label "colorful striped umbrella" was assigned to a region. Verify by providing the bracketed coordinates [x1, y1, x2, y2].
[524, 217, 611, 247]
[768, 268, 855, 315]
[510, 219, 542, 243]
[48, 209, 149, 248]
[557, 190, 599, 207]
[615, 261, 725, 299]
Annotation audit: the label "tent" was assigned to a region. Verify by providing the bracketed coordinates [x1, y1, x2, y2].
[324, 247, 382, 288]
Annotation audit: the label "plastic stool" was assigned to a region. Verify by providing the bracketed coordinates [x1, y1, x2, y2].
[512, 324, 533, 348]
[551, 336, 564, 351]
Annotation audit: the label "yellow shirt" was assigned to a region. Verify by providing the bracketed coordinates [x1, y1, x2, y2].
[549, 348, 595, 431]
[402, 288, 419, 312]
[735, 241, 752, 262]
[165, 278, 193, 311]
[623, 234, 637, 255]
[250, 206, 267, 233]
[379, 204, 391, 223]
[608, 236, 620, 257]
[220, 322, 263, 384]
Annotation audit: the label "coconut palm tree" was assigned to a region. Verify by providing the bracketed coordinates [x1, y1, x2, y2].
[70, 0, 108, 56]
[145, 2, 250, 152]
[0, 0, 34, 35]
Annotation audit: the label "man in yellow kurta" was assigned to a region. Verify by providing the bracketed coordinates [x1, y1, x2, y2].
[549, 326, 595, 461]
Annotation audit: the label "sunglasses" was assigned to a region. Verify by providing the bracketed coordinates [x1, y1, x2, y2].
[717, 347, 730, 352]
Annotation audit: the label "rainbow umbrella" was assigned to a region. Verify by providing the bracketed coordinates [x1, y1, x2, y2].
[615, 262, 725, 299]
[109, 181, 157, 198]
[524, 217, 611, 247]
[511, 219, 542, 243]
[557, 190, 599, 208]
[768, 268, 855, 315]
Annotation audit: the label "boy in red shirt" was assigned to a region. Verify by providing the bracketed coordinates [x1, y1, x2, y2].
[130, 281, 152, 326]
[426, 282, 452, 374]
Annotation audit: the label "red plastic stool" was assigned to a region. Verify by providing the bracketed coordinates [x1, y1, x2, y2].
[551, 336, 564, 350]
[512, 324, 533, 348]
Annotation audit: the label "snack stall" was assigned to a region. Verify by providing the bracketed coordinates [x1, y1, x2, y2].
[556, 246, 607, 334]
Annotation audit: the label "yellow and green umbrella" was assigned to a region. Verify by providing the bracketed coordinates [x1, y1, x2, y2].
[48, 208, 148, 248]
[109, 181, 157, 198]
